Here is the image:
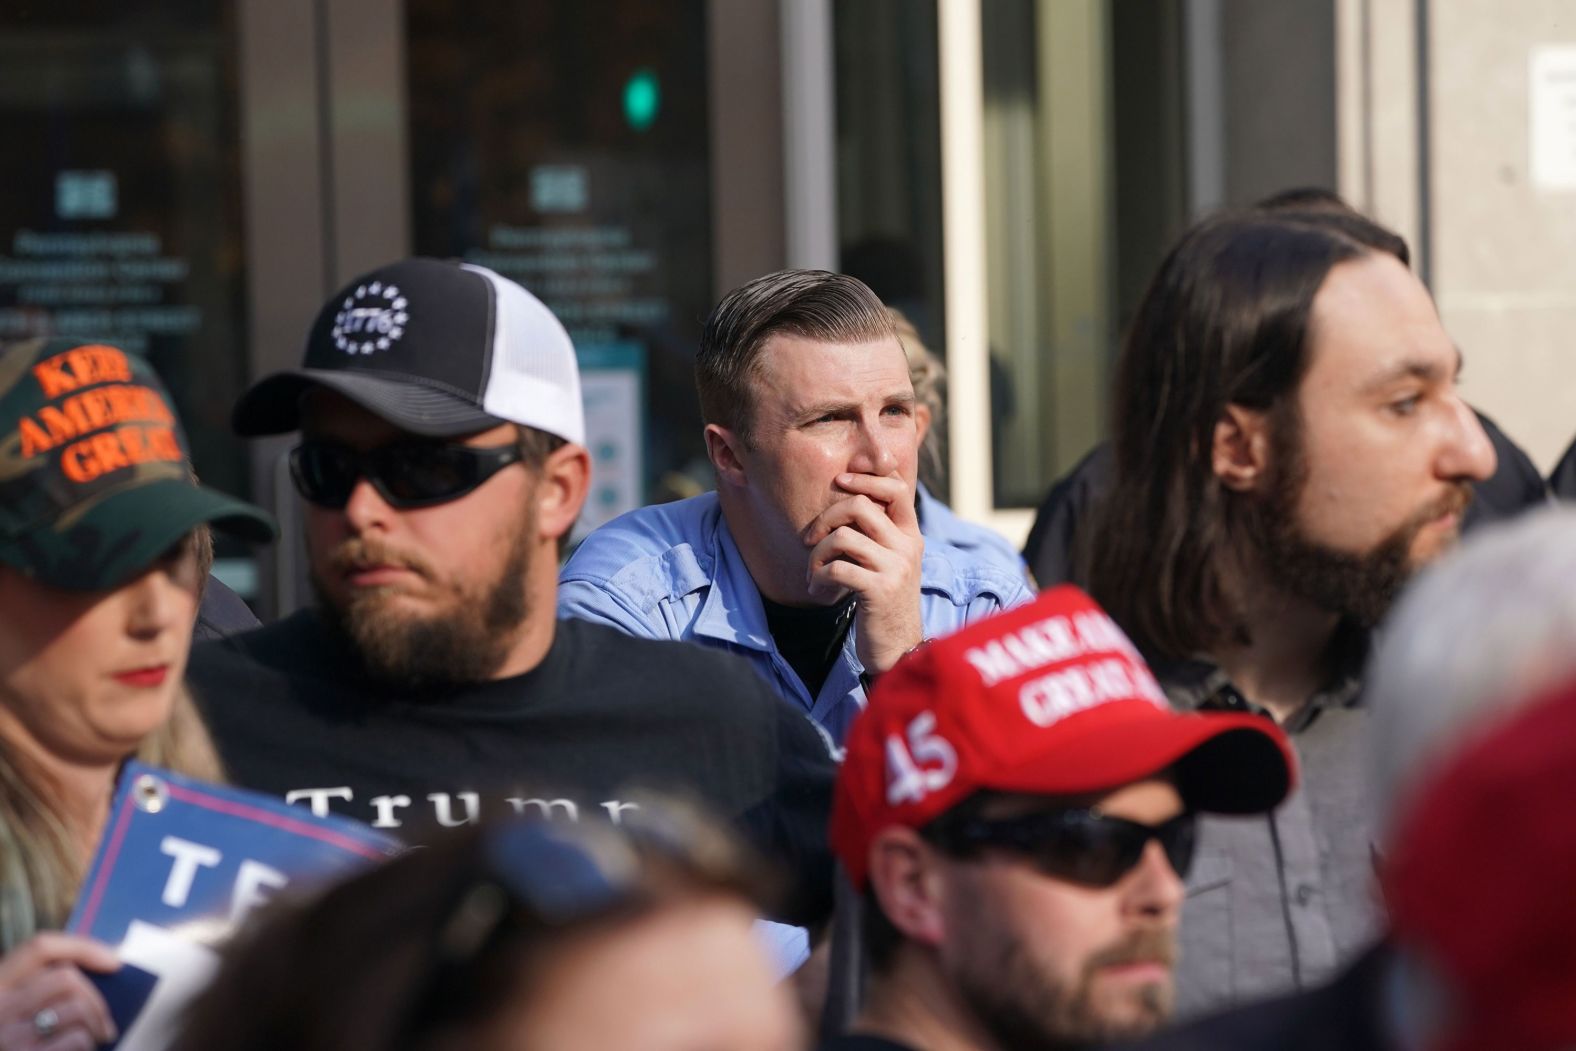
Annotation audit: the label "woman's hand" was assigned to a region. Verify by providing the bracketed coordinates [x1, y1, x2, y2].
[0, 933, 119, 1050]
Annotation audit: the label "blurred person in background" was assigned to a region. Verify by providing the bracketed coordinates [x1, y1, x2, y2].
[0, 338, 274, 1049]
[824, 586, 1294, 1051]
[1550, 432, 1576, 498]
[1080, 209, 1496, 1016]
[1123, 505, 1576, 1049]
[560, 270, 1032, 743]
[191, 576, 261, 642]
[172, 799, 801, 1051]
[1374, 676, 1576, 1051]
[888, 308, 1031, 589]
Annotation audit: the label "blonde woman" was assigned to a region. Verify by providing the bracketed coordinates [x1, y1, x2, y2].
[0, 338, 273, 1049]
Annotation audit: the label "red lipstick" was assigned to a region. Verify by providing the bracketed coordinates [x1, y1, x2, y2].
[113, 666, 169, 687]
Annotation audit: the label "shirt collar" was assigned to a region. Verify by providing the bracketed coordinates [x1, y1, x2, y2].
[1155, 619, 1370, 732]
[690, 512, 776, 653]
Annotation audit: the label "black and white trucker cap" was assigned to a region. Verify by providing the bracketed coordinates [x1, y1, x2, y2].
[232, 258, 584, 444]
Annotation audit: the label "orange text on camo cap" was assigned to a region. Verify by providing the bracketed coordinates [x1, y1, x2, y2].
[31, 344, 133, 398]
[17, 345, 184, 483]
[19, 384, 176, 457]
[59, 424, 182, 482]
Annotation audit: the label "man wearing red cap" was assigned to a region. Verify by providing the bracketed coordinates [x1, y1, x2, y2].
[824, 586, 1296, 1050]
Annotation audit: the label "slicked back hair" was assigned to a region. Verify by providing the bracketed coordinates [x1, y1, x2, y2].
[696, 269, 897, 444]
[1079, 210, 1406, 661]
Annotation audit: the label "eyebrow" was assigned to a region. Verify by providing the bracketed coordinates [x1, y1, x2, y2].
[1360, 347, 1464, 395]
[792, 390, 916, 421]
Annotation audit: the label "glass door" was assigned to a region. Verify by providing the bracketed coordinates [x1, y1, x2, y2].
[0, 1, 256, 590]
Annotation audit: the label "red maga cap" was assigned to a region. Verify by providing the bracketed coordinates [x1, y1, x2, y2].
[830, 585, 1297, 889]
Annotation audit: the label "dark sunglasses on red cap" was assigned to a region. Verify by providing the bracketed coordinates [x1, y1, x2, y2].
[934, 808, 1197, 888]
[289, 439, 522, 510]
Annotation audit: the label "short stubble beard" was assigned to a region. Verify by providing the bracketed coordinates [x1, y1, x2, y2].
[950, 925, 1176, 1050]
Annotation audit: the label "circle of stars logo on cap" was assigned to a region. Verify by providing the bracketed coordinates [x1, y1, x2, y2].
[331, 281, 410, 355]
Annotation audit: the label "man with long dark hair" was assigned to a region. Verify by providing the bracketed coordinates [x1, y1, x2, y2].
[1079, 210, 1497, 1016]
[1022, 191, 1548, 589]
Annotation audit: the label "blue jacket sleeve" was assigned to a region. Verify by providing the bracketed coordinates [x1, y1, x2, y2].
[555, 577, 667, 640]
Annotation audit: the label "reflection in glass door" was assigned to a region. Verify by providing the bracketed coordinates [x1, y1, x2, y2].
[0, 1, 254, 590]
[980, 0, 1190, 510]
[405, 1, 713, 534]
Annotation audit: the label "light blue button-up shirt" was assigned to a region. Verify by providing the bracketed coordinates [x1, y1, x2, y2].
[916, 482, 1034, 586]
[558, 491, 1034, 742]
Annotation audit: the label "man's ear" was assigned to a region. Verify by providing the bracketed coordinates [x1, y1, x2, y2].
[914, 403, 933, 446]
[1212, 403, 1273, 493]
[704, 423, 749, 488]
[536, 443, 591, 541]
[867, 827, 948, 949]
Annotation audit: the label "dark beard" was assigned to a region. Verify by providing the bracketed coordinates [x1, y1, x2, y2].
[952, 928, 1175, 1051]
[1243, 415, 1473, 630]
[312, 528, 532, 693]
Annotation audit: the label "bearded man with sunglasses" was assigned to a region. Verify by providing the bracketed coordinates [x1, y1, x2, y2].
[184, 259, 838, 927]
[824, 586, 1295, 1051]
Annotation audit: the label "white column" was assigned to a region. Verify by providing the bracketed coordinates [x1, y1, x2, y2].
[938, 0, 993, 525]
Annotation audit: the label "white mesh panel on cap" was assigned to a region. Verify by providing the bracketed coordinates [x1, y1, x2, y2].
[465, 262, 586, 445]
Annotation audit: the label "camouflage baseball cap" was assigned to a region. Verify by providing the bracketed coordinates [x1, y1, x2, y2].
[0, 338, 276, 590]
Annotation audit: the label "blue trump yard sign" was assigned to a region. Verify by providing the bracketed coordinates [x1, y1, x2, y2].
[65, 761, 400, 1050]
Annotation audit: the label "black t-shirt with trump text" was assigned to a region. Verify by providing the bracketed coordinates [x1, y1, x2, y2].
[186, 612, 837, 926]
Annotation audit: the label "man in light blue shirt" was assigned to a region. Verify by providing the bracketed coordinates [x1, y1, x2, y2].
[560, 270, 1033, 742]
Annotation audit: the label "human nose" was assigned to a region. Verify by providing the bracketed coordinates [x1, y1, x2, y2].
[1438, 399, 1497, 483]
[848, 417, 900, 477]
[341, 475, 396, 534]
[1126, 840, 1186, 921]
[125, 566, 192, 640]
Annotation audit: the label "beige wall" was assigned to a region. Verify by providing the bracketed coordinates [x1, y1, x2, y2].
[1431, 1, 1576, 470]
[1341, 0, 1576, 471]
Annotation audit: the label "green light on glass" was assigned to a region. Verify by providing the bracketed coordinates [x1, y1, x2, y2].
[623, 68, 660, 131]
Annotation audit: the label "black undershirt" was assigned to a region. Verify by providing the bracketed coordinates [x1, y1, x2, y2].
[762, 595, 856, 698]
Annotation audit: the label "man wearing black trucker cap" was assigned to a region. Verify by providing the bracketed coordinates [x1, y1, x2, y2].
[185, 259, 838, 927]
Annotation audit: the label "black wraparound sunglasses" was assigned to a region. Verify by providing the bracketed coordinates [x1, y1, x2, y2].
[934, 808, 1197, 888]
[289, 439, 522, 510]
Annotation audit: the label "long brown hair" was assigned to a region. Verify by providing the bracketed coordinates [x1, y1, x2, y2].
[1079, 212, 1379, 660]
